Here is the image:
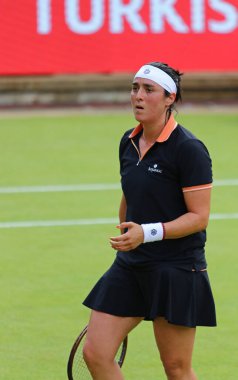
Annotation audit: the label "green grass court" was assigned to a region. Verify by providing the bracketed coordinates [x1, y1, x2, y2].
[1, 111, 238, 379]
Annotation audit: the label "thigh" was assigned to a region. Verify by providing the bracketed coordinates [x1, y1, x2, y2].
[153, 317, 196, 365]
[86, 310, 143, 359]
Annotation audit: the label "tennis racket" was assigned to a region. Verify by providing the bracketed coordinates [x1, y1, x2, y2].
[67, 325, 128, 380]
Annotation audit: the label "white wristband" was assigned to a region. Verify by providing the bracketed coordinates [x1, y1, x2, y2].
[141, 222, 165, 243]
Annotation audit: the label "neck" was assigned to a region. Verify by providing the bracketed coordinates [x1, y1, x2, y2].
[142, 113, 170, 143]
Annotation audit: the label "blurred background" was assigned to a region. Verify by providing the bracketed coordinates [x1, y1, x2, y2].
[0, 0, 237, 109]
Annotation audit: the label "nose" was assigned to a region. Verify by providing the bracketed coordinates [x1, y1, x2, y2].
[135, 87, 144, 100]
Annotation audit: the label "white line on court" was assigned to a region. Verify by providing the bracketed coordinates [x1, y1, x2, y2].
[0, 183, 121, 194]
[0, 214, 237, 229]
[0, 218, 118, 229]
[0, 179, 237, 194]
[210, 213, 238, 220]
[214, 179, 238, 186]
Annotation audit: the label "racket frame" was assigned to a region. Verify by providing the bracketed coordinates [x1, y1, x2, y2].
[67, 325, 128, 380]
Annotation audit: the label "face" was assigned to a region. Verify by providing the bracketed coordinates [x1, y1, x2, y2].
[131, 77, 175, 125]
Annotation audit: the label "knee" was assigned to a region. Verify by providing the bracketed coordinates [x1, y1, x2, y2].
[161, 357, 186, 380]
[83, 341, 102, 369]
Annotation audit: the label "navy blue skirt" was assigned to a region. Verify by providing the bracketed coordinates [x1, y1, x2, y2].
[83, 260, 216, 328]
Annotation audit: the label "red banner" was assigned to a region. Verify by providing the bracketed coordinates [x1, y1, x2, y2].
[0, 0, 237, 75]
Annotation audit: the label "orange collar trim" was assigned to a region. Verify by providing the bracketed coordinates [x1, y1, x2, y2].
[129, 115, 177, 143]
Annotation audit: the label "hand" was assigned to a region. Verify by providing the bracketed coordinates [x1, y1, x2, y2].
[110, 222, 144, 252]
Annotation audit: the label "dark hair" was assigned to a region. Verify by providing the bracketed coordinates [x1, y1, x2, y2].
[146, 61, 183, 117]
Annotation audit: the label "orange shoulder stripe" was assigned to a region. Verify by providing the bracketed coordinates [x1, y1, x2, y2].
[182, 183, 212, 193]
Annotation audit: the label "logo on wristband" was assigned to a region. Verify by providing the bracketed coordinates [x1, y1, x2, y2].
[151, 229, 157, 236]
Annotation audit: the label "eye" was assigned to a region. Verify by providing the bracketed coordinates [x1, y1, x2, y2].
[131, 85, 138, 92]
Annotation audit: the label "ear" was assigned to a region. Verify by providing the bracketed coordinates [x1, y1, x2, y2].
[165, 92, 176, 107]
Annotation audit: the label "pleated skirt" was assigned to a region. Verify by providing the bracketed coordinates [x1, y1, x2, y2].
[83, 260, 216, 327]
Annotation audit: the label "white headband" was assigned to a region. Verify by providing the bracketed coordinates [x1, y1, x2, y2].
[134, 65, 177, 94]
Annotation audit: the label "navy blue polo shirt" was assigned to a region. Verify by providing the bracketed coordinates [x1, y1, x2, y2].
[116, 115, 213, 271]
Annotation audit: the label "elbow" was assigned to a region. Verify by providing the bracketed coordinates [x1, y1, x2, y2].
[197, 214, 209, 231]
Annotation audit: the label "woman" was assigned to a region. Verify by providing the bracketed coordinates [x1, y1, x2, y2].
[82, 62, 216, 380]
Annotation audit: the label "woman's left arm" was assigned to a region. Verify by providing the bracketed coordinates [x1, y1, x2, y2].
[163, 187, 211, 239]
[110, 188, 211, 251]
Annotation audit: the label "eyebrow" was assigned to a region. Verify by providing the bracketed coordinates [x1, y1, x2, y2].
[132, 82, 155, 88]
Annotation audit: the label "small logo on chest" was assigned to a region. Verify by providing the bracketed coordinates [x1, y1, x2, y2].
[148, 164, 163, 174]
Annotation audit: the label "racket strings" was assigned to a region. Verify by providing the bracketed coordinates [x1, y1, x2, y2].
[72, 334, 92, 379]
[71, 335, 126, 380]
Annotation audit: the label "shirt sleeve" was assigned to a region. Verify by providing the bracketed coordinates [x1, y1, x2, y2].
[177, 139, 213, 193]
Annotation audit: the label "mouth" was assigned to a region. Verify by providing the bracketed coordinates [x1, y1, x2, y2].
[135, 105, 144, 110]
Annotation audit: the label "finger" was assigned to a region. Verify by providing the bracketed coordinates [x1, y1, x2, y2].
[110, 234, 129, 243]
[110, 239, 129, 250]
[117, 222, 134, 230]
[110, 241, 126, 250]
[115, 245, 131, 252]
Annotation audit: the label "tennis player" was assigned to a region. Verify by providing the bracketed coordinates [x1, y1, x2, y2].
[82, 62, 216, 380]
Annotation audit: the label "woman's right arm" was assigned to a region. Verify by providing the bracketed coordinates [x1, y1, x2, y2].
[119, 193, 127, 233]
